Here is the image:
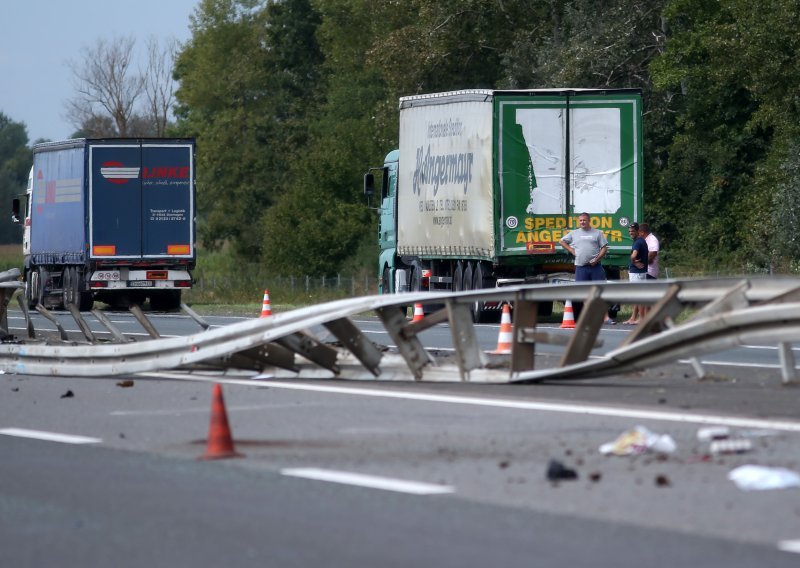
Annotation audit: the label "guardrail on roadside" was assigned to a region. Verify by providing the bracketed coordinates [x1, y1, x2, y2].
[2, 276, 800, 385]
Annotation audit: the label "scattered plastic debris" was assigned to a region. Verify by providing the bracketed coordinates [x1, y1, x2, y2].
[697, 426, 730, 442]
[599, 425, 676, 456]
[710, 438, 752, 455]
[728, 465, 800, 491]
[547, 459, 578, 481]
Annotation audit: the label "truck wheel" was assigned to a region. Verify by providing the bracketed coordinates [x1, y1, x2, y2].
[149, 290, 181, 311]
[463, 263, 473, 292]
[34, 266, 47, 308]
[472, 262, 487, 323]
[381, 267, 391, 294]
[62, 267, 73, 309]
[25, 269, 38, 309]
[452, 262, 463, 292]
[73, 268, 93, 311]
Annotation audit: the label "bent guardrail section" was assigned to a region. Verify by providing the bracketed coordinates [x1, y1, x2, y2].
[1, 276, 799, 384]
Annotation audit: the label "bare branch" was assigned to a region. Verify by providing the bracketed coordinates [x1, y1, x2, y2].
[65, 36, 144, 136]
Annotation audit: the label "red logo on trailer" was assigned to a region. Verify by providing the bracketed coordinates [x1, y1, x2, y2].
[100, 162, 140, 185]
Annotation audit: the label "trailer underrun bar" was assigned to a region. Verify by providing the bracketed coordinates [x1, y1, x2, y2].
[0, 268, 799, 385]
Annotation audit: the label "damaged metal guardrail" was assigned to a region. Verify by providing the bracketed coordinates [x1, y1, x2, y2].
[1, 272, 800, 384]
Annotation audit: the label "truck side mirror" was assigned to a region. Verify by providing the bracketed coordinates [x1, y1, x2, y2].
[363, 173, 375, 197]
[11, 198, 20, 224]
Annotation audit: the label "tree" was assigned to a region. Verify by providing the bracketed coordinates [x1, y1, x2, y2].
[649, 0, 800, 271]
[174, 0, 324, 258]
[66, 35, 181, 137]
[0, 113, 30, 243]
[143, 37, 179, 137]
[66, 36, 144, 137]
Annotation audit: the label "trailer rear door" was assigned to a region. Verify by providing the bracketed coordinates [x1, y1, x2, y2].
[89, 140, 195, 260]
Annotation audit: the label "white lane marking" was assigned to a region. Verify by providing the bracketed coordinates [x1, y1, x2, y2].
[778, 540, 800, 554]
[110, 403, 302, 416]
[281, 468, 454, 495]
[139, 372, 800, 433]
[0, 428, 101, 444]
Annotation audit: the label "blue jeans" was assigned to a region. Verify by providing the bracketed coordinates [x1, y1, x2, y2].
[574, 264, 606, 320]
[575, 264, 606, 282]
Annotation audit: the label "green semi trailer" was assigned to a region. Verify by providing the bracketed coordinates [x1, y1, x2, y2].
[364, 89, 643, 322]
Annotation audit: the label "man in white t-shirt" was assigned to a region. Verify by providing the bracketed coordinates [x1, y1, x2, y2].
[640, 223, 659, 279]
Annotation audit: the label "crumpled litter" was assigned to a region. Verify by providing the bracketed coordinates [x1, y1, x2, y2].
[600, 425, 677, 456]
[728, 465, 800, 491]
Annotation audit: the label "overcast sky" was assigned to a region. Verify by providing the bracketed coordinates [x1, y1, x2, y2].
[0, 0, 200, 143]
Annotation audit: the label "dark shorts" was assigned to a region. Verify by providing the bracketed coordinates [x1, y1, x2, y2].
[646, 274, 657, 280]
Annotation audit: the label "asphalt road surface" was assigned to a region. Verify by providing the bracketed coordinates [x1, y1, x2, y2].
[1, 308, 799, 567]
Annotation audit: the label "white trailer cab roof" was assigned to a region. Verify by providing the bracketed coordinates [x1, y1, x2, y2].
[398, 88, 641, 109]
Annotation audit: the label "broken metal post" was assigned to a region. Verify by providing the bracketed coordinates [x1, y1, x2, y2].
[67, 304, 97, 343]
[376, 305, 433, 380]
[130, 304, 161, 339]
[620, 284, 684, 347]
[446, 300, 486, 381]
[34, 304, 70, 341]
[16, 294, 35, 339]
[323, 317, 384, 377]
[91, 309, 131, 343]
[561, 287, 607, 366]
[181, 303, 211, 330]
[778, 342, 797, 385]
[277, 332, 340, 374]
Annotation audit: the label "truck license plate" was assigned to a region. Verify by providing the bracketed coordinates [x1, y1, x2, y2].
[129, 280, 155, 288]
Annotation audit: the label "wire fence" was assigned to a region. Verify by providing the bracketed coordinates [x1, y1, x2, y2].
[182, 271, 379, 306]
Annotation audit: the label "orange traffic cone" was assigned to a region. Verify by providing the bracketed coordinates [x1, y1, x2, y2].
[198, 384, 244, 460]
[560, 300, 576, 329]
[260, 289, 272, 318]
[412, 303, 425, 322]
[490, 303, 513, 354]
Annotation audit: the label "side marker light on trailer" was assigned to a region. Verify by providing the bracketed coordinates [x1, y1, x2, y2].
[93, 245, 116, 256]
[167, 244, 191, 255]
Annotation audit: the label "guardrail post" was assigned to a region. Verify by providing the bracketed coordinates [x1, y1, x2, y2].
[560, 287, 606, 366]
[620, 284, 683, 347]
[510, 297, 538, 375]
[778, 342, 797, 385]
[0, 269, 22, 337]
[376, 305, 433, 380]
[446, 300, 486, 381]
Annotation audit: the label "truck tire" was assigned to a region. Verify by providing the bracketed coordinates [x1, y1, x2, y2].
[149, 290, 181, 312]
[73, 268, 93, 311]
[463, 263, 473, 292]
[61, 267, 72, 309]
[471, 262, 489, 323]
[381, 267, 391, 294]
[452, 262, 463, 292]
[34, 266, 47, 308]
[25, 269, 39, 309]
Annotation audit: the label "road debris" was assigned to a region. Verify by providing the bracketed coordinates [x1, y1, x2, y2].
[728, 465, 800, 490]
[709, 438, 752, 455]
[599, 425, 676, 456]
[546, 459, 578, 481]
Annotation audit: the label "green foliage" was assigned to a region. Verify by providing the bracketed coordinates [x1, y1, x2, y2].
[169, 0, 800, 281]
[0, 113, 30, 244]
[174, 0, 323, 258]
